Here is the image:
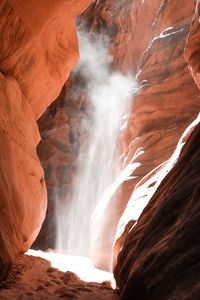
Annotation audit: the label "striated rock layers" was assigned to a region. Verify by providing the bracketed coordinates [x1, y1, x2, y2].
[0, 0, 93, 279]
[114, 1, 200, 299]
[36, 0, 200, 270]
[114, 115, 200, 300]
[90, 0, 200, 269]
[1, 0, 200, 298]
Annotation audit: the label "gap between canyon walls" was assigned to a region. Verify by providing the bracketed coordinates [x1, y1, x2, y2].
[55, 32, 136, 266]
[0, 0, 199, 298]
[35, 0, 200, 272]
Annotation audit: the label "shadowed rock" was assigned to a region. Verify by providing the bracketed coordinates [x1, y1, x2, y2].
[114, 121, 200, 299]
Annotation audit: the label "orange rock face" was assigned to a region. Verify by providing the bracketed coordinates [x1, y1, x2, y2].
[79, 0, 200, 268]
[0, 0, 93, 119]
[0, 0, 93, 279]
[35, 0, 200, 271]
[114, 115, 200, 299]
[112, 0, 200, 260]
[114, 1, 200, 297]
[0, 73, 46, 279]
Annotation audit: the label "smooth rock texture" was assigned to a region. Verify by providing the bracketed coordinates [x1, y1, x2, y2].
[114, 117, 200, 300]
[0, 73, 46, 280]
[0, 0, 93, 119]
[113, 0, 200, 260]
[0, 0, 93, 279]
[0, 1, 200, 299]
[36, 0, 200, 270]
[79, 0, 200, 268]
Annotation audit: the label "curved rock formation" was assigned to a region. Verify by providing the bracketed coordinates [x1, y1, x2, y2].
[79, 0, 200, 268]
[0, 73, 46, 279]
[0, 0, 93, 279]
[36, 0, 200, 271]
[114, 115, 200, 300]
[1, 1, 200, 299]
[0, 0, 92, 119]
[114, 1, 200, 298]
[112, 0, 200, 261]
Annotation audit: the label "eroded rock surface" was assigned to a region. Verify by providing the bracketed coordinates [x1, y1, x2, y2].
[83, 0, 200, 269]
[114, 2, 200, 298]
[114, 118, 200, 300]
[0, 0, 93, 279]
[0, 0, 93, 119]
[112, 0, 200, 262]
[36, 0, 200, 269]
[0, 72, 46, 280]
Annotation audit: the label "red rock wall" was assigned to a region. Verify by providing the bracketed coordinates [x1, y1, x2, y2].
[1, 0, 92, 119]
[1, 0, 198, 295]
[0, 73, 46, 279]
[0, 0, 93, 279]
[81, 0, 200, 269]
[111, 0, 200, 261]
[114, 1, 200, 298]
[114, 114, 200, 299]
[35, 0, 200, 271]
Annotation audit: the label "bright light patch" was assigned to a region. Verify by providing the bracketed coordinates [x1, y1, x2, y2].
[55, 31, 138, 261]
[26, 249, 115, 287]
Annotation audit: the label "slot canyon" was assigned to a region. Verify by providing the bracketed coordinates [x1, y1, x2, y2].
[0, 0, 200, 299]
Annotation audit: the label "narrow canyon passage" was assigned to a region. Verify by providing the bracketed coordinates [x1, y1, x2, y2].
[30, 29, 137, 294]
[1, 0, 200, 299]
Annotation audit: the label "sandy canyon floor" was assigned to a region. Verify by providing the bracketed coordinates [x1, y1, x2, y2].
[0, 254, 119, 299]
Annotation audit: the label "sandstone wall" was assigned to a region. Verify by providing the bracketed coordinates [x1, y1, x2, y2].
[34, 0, 200, 279]
[0, 0, 93, 279]
[114, 1, 200, 298]
[114, 114, 200, 299]
[85, 0, 200, 269]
